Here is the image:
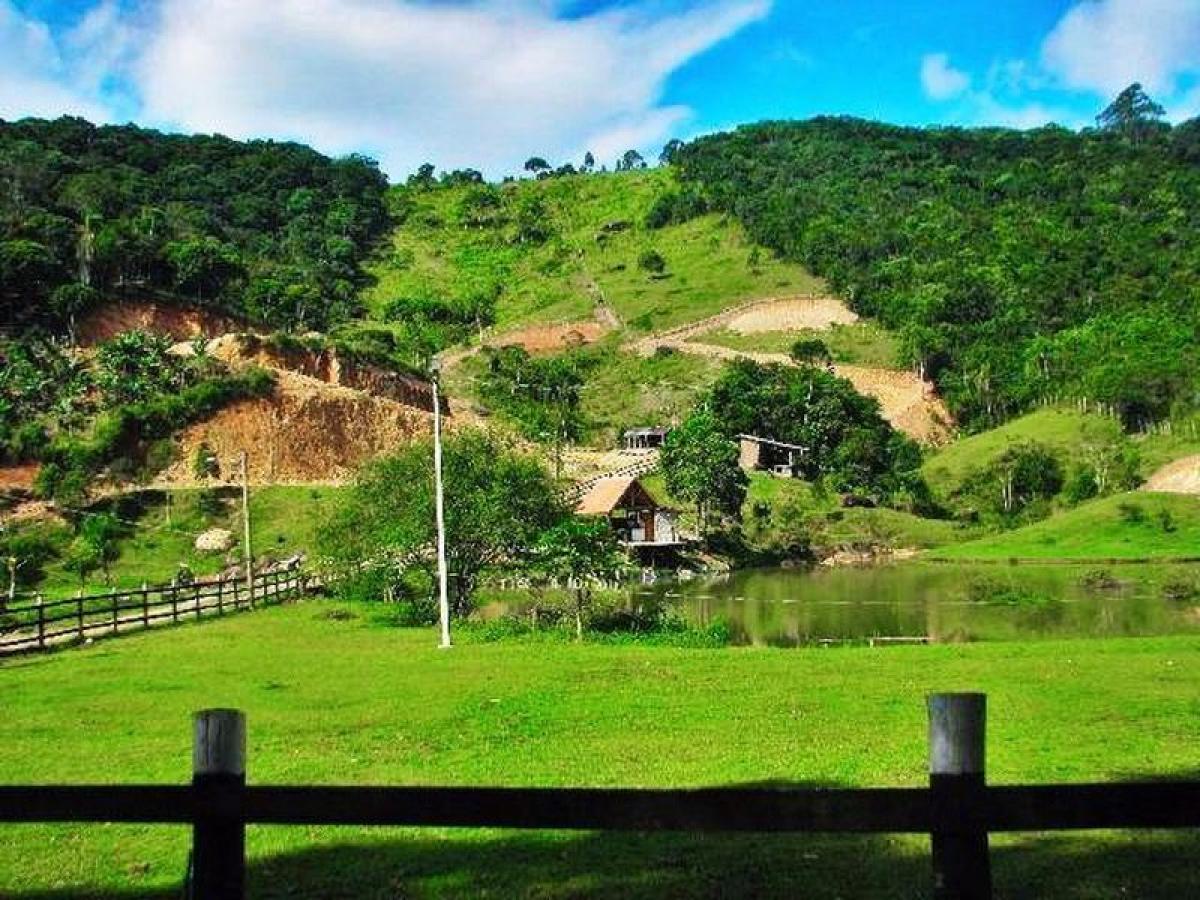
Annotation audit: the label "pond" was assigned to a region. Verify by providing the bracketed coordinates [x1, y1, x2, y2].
[634, 562, 1200, 646]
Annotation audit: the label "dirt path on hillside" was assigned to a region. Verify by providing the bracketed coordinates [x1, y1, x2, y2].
[1142, 455, 1200, 494]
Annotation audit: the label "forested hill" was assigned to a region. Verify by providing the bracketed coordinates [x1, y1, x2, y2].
[671, 111, 1200, 431]
[0, 117, 388, 337]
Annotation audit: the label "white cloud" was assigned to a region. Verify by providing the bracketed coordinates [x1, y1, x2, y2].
[0, 0, 111, 121]
[972, 94, 1083, 130]
[920, 52, 970, 101]
[128, 0, 770, 176]
[1041, 0, 1200, 97]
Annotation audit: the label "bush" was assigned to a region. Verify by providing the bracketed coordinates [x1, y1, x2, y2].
[638, 249, 667, 274]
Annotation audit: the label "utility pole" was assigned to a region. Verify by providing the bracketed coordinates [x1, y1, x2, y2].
[240, 451, 253, 600]
[430, 362, 452, 649]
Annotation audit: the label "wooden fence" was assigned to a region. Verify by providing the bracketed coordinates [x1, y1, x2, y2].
[1, 695, 1197, 899]
[0, 567, 309, 655]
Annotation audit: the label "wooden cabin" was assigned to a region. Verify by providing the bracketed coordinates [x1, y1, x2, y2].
[738, 434, 807, 478]
[575, 476, 682, 547]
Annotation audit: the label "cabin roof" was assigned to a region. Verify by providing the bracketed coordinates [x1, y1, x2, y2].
[622, 426, 669, 437]
[575, 476, 639, 515]
[737, 433, 808, 452]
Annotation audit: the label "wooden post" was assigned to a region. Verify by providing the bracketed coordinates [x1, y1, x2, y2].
[191, 709, 246, 900]
[240, 451, 253, 604]
[142, 583, 150, 629]
[77, 595, 84, 642]
[217, 578, 225, 616]
[111, 590, 119, 634]
[232, 577, 241, 610]
[172, 584, 179, 625]
[36, 596, 45, 650]
[928, 693, 991, 900]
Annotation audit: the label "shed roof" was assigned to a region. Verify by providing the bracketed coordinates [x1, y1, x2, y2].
[737, 433, 808, 452]
[575, 476, 649, 516]
[623, 426, 670, 437]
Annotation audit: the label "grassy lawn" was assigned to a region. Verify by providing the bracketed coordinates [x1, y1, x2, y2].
[695, 322, 901, 368]
[365, 169, 822, 334]
[930, 491, 1200, 561]
[2, 606, 1199, 898]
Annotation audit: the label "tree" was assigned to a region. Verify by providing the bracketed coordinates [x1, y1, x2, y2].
[1096, 83, 1165, 140]
[94, 330, 189, 407]
[531, 517, 627, 640]
[581, 151, 596, 172]
[706, 359, 920, 499]
[659, 139, 684, 165]
[523, 157, 551, 177]
[407, 163, 437, 189]
[165, 237, 244, 304]
[84, 514, 122, 586]
[970, 442, 1064, 518]
[617, 149, 646, 171]
[790, 338, 832, 368]
[660, 408, 747, 531]
[320, 430, 563, 616]
[0, 523, 58, 610]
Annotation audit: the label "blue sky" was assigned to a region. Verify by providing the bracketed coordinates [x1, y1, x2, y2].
[3, 0, 1199, 177]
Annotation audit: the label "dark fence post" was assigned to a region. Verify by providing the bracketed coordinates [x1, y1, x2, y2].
[36, 596, 45, 650]
[928, 693, 991, 900]
[192, 709, 246, 900]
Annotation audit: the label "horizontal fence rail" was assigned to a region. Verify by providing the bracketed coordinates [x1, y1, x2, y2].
[5, 782, 1199, 832]
[1, 697, 1198, 900]
[0, 567, 309, 655]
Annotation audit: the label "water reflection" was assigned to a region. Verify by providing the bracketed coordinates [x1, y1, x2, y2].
[637, 563, 1200, 646]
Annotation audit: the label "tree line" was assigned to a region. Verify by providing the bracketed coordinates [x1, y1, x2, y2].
[0, 116, 389, 338]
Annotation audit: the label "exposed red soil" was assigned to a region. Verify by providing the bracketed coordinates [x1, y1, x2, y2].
[0, 464, 38, 491]
[78, 300, 248, 346]
[489, 321, 608, 354]
[158, 369, 435, 486]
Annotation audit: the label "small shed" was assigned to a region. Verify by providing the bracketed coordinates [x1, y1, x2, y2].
[575, 476, 682, 546]
[738, 434, 807, 478]
[622, 427, 670, 450]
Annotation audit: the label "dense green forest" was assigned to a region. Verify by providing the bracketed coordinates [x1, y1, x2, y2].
[0, 116, 389, 336]
[670, 89, 1200, 431]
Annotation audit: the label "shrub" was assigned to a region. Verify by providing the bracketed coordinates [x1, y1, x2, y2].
[638, 249, 667, 274]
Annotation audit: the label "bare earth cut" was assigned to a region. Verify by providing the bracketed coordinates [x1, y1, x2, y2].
[1142, 455, 1200, 495]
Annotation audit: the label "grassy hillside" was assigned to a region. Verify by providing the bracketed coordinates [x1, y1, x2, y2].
[695, 321, 902, 368]
[366, 169, 822, 334]
[22, 486, 342, 600]
[920, 408, 1124, 499]
[930, 492, 1200, 561]
[2, 607, 1198, 897]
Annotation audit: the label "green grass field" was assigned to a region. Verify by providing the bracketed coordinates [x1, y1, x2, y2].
[930, 491, 1200, 561]
[366, 169, 822, 333]
[2, 605, 1199, 898]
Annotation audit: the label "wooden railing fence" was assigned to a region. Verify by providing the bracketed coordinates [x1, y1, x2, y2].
[0, 566, 309, 655]
[1, 695, 1197, 899]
